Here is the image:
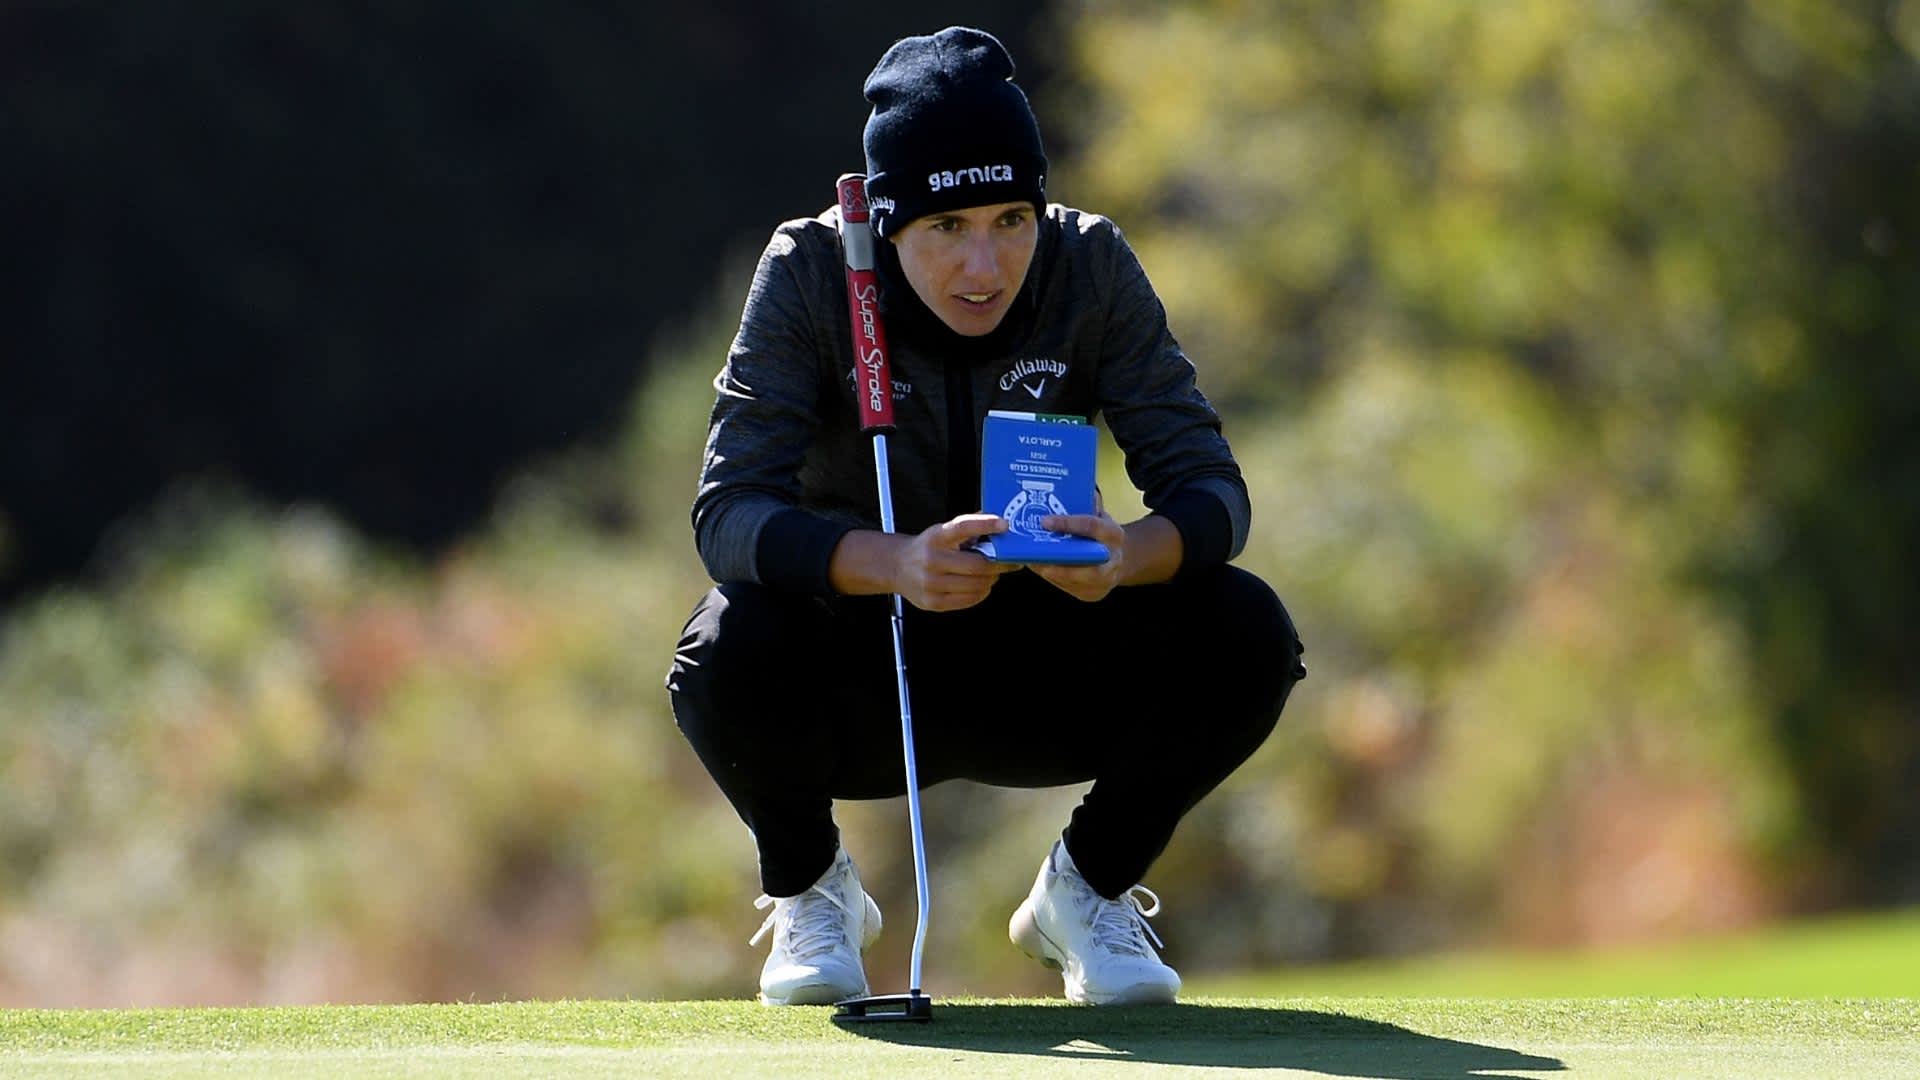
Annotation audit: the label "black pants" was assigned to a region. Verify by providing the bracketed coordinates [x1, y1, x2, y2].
[666, 564, 1304, 899]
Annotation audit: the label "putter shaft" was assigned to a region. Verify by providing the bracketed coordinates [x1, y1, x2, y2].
[874, 435, 931, 994]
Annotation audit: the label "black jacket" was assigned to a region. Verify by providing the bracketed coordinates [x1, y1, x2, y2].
[693, 203, 1249, 594]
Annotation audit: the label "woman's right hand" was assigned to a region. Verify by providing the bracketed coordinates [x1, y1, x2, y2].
[891, 513, 1019, 611]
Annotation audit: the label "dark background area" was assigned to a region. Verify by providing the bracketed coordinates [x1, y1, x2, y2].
[0, 2, 1053, 603]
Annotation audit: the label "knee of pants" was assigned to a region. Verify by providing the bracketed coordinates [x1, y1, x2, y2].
[666, 582, 819, 746]
[1188, 564, 1306, 718]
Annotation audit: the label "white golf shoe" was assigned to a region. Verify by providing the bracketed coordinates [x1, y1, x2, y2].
[749, 846, 882, 1005]
[1009, 840, 1181, 1005]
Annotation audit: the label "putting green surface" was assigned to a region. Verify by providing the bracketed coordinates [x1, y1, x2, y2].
[3, 997, 1917, 1079]
[1194, 908, 1920, 999]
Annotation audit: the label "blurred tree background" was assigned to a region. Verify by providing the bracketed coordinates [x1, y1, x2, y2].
[1, 0, 1915, 1004]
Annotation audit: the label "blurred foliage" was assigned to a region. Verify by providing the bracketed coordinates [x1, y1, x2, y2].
[3, 0, 1917, 1004]
[1065, 0, 1920, 943]
[0, 342, 727, 1004]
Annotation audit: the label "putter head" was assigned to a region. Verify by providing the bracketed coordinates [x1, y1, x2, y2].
[833, 991, 933, 1023]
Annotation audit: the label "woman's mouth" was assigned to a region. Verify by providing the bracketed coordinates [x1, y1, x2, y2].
[954, 291, 1001, 310]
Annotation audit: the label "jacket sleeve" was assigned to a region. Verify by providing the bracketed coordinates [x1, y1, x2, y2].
[691, 227, 857, 594]
[1093, 221, 1251, 571]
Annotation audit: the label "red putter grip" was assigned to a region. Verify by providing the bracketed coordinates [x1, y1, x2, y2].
[837, 174, 896, 433]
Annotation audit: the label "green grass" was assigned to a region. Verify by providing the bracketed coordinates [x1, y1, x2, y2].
[1, 997, 1916, 1079]
[4, 913, 1917, 1077]
[1193, 908, 1920, 999]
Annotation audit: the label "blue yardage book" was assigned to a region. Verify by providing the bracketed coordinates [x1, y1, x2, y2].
[971, 410, 1111, 566]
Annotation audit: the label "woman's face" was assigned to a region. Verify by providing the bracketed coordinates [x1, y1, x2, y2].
[891, 201, 1039, 336]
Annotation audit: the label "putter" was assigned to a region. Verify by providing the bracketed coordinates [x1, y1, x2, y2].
[830, 173, 934, 1024]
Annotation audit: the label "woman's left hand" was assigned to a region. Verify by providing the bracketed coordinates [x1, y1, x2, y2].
[1030, 510, 1128, 603]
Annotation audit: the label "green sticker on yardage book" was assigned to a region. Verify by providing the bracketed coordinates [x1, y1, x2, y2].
[986, 409, 1087, 425]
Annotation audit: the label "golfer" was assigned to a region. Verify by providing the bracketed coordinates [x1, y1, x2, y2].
[668, 26, 1304, 1006]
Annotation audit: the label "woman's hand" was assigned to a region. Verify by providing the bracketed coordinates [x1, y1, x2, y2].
[1029, 511, 1129, 603]
[891, 513, 1020, 611]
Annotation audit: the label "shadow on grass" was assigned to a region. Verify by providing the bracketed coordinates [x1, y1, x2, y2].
[838, 1003, 1565, 1078]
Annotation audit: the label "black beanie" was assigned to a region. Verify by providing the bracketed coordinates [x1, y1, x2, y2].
[862, 27, 1048, 239]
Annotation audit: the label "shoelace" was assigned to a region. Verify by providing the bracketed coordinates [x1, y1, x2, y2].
[1087, 884, 1165, 959]
[748, 883, 855, 961]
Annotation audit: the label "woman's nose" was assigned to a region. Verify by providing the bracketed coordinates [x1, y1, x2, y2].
[962, 235, 997, 278]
